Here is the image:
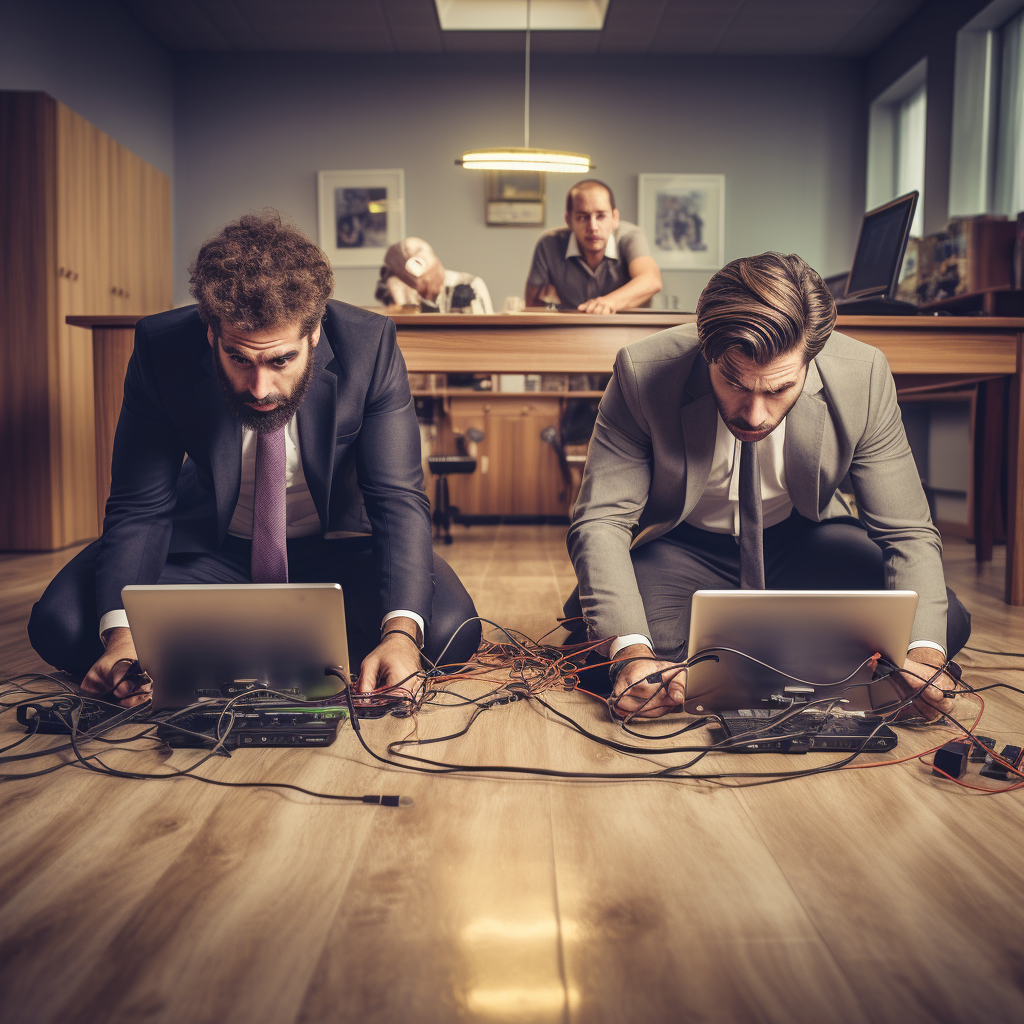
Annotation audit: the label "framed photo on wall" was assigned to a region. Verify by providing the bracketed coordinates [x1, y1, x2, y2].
[317, 169, 406, 267]
[638, 173, 725, 270]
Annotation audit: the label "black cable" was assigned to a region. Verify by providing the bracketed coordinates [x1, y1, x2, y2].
[964, 645, 1024, 658]
[330, 666, 931, 786]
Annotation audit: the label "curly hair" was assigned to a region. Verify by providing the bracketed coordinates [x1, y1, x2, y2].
[189, 210, 335, 339]
[696, 252, 836, 365]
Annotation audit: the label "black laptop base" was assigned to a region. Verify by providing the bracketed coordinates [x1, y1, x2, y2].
[156, 712, 341, 749]
[712, 710, 898, 754]
[17, 696, 345, 750]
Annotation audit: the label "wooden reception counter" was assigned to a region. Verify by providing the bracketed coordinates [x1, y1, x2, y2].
[65, 311, 1024, 604]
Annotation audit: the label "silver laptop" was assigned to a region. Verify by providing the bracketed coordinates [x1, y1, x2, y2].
[683, 590, 919, 716]
[122, 584, 350, 710]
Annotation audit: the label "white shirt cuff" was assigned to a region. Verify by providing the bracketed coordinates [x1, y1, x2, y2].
[98, 609, 131, 639]
[609, 634, 654, 659]
[907, 639, 946, 657]
[103, 608, 426, 645]
[383, 610, 426, 643]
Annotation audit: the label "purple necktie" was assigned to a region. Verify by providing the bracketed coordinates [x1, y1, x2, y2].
[251, 427, 288, 583]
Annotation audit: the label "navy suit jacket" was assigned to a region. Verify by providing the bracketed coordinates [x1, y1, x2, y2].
[96, 300, 433, 625]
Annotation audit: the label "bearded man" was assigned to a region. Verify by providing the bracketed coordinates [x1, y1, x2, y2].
[566, 252, 970, 718]
[29, 211, 480, 704]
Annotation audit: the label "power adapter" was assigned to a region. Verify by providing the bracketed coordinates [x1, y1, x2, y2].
[932, 740, 970, 780]
[979, 744, 1023, 781]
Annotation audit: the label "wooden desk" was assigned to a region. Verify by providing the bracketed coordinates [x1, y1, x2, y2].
[66, 313, 1024, 604]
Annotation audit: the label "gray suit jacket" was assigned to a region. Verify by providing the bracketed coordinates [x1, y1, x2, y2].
[567, 323, 946, 647]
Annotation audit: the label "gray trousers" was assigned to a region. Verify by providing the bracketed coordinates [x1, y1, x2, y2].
[566, 513, 971, 688]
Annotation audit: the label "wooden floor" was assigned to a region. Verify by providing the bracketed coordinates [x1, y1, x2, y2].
[1, 526, 1023, 1024]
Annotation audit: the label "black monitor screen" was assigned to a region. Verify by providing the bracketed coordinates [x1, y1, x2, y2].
[844, 193, 917, 300]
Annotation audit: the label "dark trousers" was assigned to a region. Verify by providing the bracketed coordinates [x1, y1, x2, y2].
[28, 535, 481, 676]
[566, 513, 971, 689]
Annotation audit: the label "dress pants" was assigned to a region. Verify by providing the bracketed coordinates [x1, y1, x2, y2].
[28, 535, 481, 676]
[566, 512, 971, 690]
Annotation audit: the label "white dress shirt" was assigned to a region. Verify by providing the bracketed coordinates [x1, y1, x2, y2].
[99, 413, 424, 641]
[610, 411, 943, 659]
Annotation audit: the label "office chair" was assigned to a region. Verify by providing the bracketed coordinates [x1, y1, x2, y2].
[428, 427, 484, 544]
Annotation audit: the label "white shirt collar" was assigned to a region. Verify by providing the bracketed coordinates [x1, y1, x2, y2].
[565, 228, 619, 262]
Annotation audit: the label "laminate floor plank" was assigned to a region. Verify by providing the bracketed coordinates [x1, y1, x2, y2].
[0, 544, 84, 675]
[731, 760, 1024, 1024]
[0, 774, 236, 1024]
[1, 527, 1022, 1024]
[520, 690, 865, 1024]
[295, 699, 567, 1024]
[50, 746, 383, 1024]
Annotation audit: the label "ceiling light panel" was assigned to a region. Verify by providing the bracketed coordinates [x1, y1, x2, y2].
[435, 0, 610, 32]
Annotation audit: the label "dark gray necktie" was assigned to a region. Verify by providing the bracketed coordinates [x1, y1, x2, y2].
[251, 427, 289, 583]
[739, 440, 765, 590]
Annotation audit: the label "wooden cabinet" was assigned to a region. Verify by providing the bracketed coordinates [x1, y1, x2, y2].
[443, 396, 567, 517]
[0, 91, 171, 550]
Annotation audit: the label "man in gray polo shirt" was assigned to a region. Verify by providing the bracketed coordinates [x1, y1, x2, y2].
[525, 179, 662, 314]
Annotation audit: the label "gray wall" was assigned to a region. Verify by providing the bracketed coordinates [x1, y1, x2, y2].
[173, 52, 867, 309]
[0, 0, 174, 176]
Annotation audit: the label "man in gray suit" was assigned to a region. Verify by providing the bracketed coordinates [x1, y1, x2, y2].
[567, 252, 969, 718]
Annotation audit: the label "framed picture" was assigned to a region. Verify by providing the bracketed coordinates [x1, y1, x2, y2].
[638, 173, 725, 270]
[484, 169, 545, 226]
[316, 169, 405, 267]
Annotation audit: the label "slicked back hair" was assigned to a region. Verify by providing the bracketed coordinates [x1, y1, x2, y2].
[189, 210, 335, 340]
[565, 179, 616, 215]
[695, 252, 837, 366]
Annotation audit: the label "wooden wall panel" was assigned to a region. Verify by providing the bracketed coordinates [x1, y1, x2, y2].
[1, 91, 172, 550]
[0, 93, 59, 550]
[55, 103, 100, 544]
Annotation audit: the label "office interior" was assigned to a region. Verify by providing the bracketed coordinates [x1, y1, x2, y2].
[1, 1, 1023, 1022]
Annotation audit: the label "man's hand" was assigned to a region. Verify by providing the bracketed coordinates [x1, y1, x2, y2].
[81, 627, 152, 707]
[578, 296, 619, 315]
[355, 619, 424, 700]
[609, 644, 686, 719]
[895, 647, 961, 722]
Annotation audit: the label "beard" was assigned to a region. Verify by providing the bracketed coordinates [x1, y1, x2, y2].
[213, 344, 315, 434]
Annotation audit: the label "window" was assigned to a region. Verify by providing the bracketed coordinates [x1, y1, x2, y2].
[949, 0, 1024, 218]
[994, 8, 1024, 216]
[866, 59, 927, 235]
[896, 84, 927, 237]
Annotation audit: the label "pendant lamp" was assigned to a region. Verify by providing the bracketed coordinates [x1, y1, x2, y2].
[456, 0, 594, 174]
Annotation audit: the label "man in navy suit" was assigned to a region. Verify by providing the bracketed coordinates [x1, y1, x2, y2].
[29, 211, 480, 704]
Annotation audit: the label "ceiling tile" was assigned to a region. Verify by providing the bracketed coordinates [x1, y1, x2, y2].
[381, 0, 444, 51]
[831, 0, 929, 55]
[119, 0, 932, 55]
[650, 0, 745, 53]
[598, 0, 666, 53]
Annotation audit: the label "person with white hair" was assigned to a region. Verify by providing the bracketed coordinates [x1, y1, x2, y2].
[375, 237, 493, 314]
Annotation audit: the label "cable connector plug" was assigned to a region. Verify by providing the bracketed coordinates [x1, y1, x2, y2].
[361, 795, 414, 807]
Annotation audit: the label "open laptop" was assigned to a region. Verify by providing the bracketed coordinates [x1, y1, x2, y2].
[122, 583, 352, 747]
[684, 590, 919, 753]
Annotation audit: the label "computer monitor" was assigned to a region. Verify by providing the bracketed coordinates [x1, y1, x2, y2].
[843, 192, 918, 301]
